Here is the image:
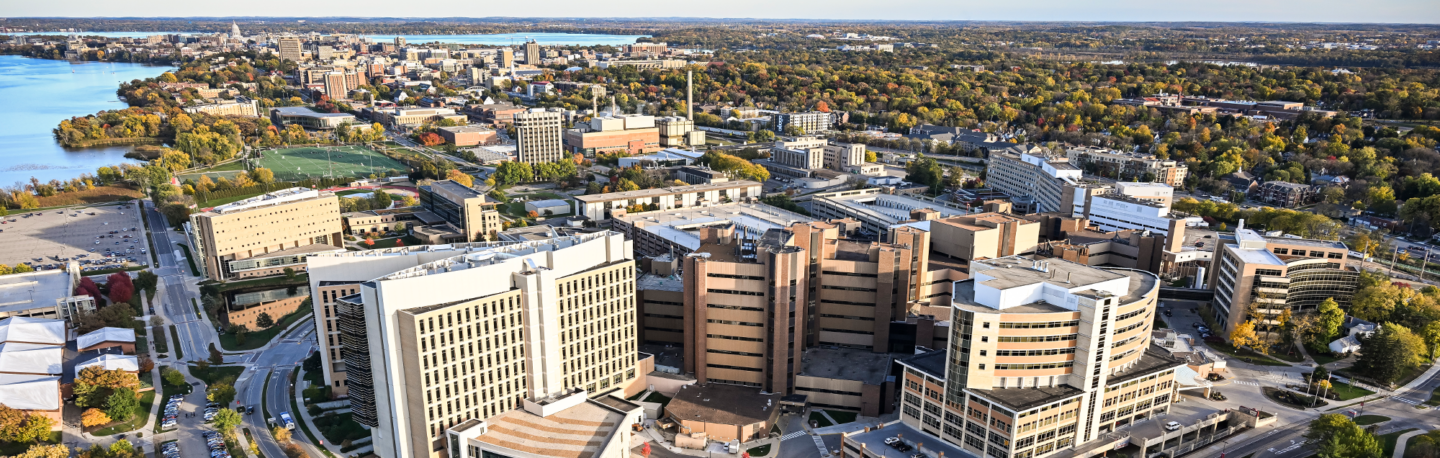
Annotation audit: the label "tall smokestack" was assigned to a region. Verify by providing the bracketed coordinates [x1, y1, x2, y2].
[686, 70, 694, 121]
[610, 96, 617, 116]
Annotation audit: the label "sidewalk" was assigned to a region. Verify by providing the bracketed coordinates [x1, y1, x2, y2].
[1395, 430, 1425, 458]
[293, 366, 346, 457]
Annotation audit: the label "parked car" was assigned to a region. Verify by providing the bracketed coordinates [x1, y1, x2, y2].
[1165, 421, 1181, 431]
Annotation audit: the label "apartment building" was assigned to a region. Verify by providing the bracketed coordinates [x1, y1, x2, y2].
[515, 109, 566, 165]
[188, 188, 345, 282]
[317, 233, 645, 458]
[278, 37, 302, 62]
[986, 147, 1083, 214]
[182, 100, 259, 117]
[1254, 181, 1314, 207]
[561, 115, 662, 157]
[323, 72, 350, 101]
[771, 111, 832, 134]
[1081, 194, 1187, 236]
[523, 40, 541, 64]
[1065, 147, 1189, 188]
[1207, 225, 1359, 335]
[417, 180, 503, 242]
[574, 181, 763, 221]
[893, 256, 1180, 458]
[810, 188, 969, 238]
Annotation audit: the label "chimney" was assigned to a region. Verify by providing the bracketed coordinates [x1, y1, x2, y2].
[687, 70, 694, 121]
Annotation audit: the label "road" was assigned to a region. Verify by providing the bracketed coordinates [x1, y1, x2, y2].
[237, 323, 320, 458]
[143, 200, 214, 363]
[386, 131, 480, 168]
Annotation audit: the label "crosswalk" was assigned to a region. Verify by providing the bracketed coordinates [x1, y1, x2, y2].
[1391, 396, 1422, 405]
[779, 430, 809, 441]
[1233, 381, 1261, 386]
[812, 434, 831, 457]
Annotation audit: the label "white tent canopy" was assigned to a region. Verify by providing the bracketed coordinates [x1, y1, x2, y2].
[0, 374, 60, 411]
[0, 317, 65, 345]
[76, 354, 139, 373]
[0, 343, 63, 375]
[77, 327, 136, 350]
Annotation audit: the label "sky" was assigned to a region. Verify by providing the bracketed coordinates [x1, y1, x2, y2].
[6, 0, 1440, 23]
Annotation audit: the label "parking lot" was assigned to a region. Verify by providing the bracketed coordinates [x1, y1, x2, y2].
[0, 203, 149, 273]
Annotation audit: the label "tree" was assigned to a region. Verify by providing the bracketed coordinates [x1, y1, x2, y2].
[73, 366, 140, 408]
[271, 425, 293, 443]
[1310, 298, 1346, 349]
[445, 169, 474, 187]
[256, 312, 274, 329]
[1355, 322, 1429, 385]
[11, 444, 70, 458]
[1230, 320, 1262, 350]
[162, 367, 186, 387]
[394, 222, 407, 233]
[641, 443, 651, 457]
[1316, 420, 1383, 458]
[12, 414, 51, 444]
[212, 408, 243, 440]
[493, 162, 534, 186]
[249, 168, 275, 184]
[0, 406, 26, 442]
[160, 202, 195, 228]
[207, 382, 237, 407]
[104, 388, 139, 422]
[1307, 414, 1355, 442]
[209, 343, 224, 365]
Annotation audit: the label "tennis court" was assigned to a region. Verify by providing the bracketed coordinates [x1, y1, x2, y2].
[255, 145, 409, 182]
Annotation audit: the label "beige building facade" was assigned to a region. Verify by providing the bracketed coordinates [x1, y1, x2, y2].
[188, 188, 344, 282]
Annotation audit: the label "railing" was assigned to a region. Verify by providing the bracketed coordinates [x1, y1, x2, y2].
[1147, 425, 1244, 458]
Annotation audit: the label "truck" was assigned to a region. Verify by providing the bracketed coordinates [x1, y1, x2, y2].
[279, 412, 296, 430]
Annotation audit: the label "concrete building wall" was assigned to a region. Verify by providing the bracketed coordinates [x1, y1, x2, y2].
[191, 193, 343, 282]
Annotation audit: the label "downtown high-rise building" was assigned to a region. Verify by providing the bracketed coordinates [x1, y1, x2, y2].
[514, 109, 565, 166]
[524, 40, 541, 64]
[277, 37, 303, 62]
[308, 233, 646, 458]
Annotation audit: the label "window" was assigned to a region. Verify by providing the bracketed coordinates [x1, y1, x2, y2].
[1272, 248, 1289, 255]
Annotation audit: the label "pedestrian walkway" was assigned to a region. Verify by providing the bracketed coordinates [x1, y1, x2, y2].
[778, 430, 808, 441]
[292, 366, 347, 457]
[1395, 430, 1425, 458]
[809, 434, 829, 458]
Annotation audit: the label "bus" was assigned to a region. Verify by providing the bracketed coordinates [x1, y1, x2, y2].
[279, 412, 296, 430]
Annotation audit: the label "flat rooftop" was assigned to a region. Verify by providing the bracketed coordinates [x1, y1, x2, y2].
[1262, 236, 1348, 250]
[637, 273, 683, 292]
[816, 191, 967, 224]
[272, 106, 354, 118]
[205, 188, 326, 214]
[665, 383, 782, 427]
[0, 271, 74, 315]
[617, 203, 813, 252]
[845, 417, 967, 458]
[1107, 345, 1186, 386]
[573, 181, 761, 203]
[439, 125, 494, 133]
[472, 400, 624, 458]
[799, 347, 891, 386]
[973, 256, 1127, 290]
[898, 349, 947, 380]
[968, 384, 1086, 413]
[425, 180, 486, 202]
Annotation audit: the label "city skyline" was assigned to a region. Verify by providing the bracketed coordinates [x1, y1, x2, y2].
[4, 0, 1439, 24]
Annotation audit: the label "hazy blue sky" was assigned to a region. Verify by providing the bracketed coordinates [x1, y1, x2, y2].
[7, 0, 1440, 23]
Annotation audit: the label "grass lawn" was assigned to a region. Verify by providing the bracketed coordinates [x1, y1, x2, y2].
[289, 372, 336, 458]
[747, 444, 772, 457]
[190, 364, 245, 386]
[0, 432, 63, 456]
[151, 326, 168, 354]
[1336, 365, 1432, 389]
[643, 392, 672, 410]
[1380, 429, 1418, 457]
[1353, 415, 1390, 426]
[826, 410, 858, 424]
[1268, 344, 1306, 363]
[160, 369, 193, 396]
[1312, 352, 1347, 366]
[1427, 386, 1440, 406]
[94, 391, 156, 435]
[201, 275, 309, 295]
[220, 301, 311, 351]
[169, 326, 183, 359]
[136, 335, 149, 357]
[808, 411, 834, 428]
[1328, 381, 1375, 401]
[177, 244, 201, 276]
[360, 235, 424, 249]
[1206, 341, 1290, 366]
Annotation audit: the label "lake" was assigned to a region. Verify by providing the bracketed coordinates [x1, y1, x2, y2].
[366, 32, 647, 46]
[20, 31, 648, 46]
[0, 55, 170, 185]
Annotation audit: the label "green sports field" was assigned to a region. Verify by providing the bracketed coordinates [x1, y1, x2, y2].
[255, 145, 409, 182]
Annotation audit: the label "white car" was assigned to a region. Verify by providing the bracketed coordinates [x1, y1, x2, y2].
[1165, 421, 1181, 431]
[884, 437, 901, 445]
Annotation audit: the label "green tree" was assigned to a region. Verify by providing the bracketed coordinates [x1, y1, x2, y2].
[249, 168, 276, 184]
[207, 382, 237, 407]
[1310, 298, 1345, 348]
[211, 408, 242, 440]
[104, 388, 139, 422]
[1316, 420, 1383, 458]
[11, 444, 70, 458]
[161, 367, 186, 386]
[256, 312, 274, 329]
[493, 162, 534, 186]
[1355, 322, 1429, 384]
[160, 203, 192, 229]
